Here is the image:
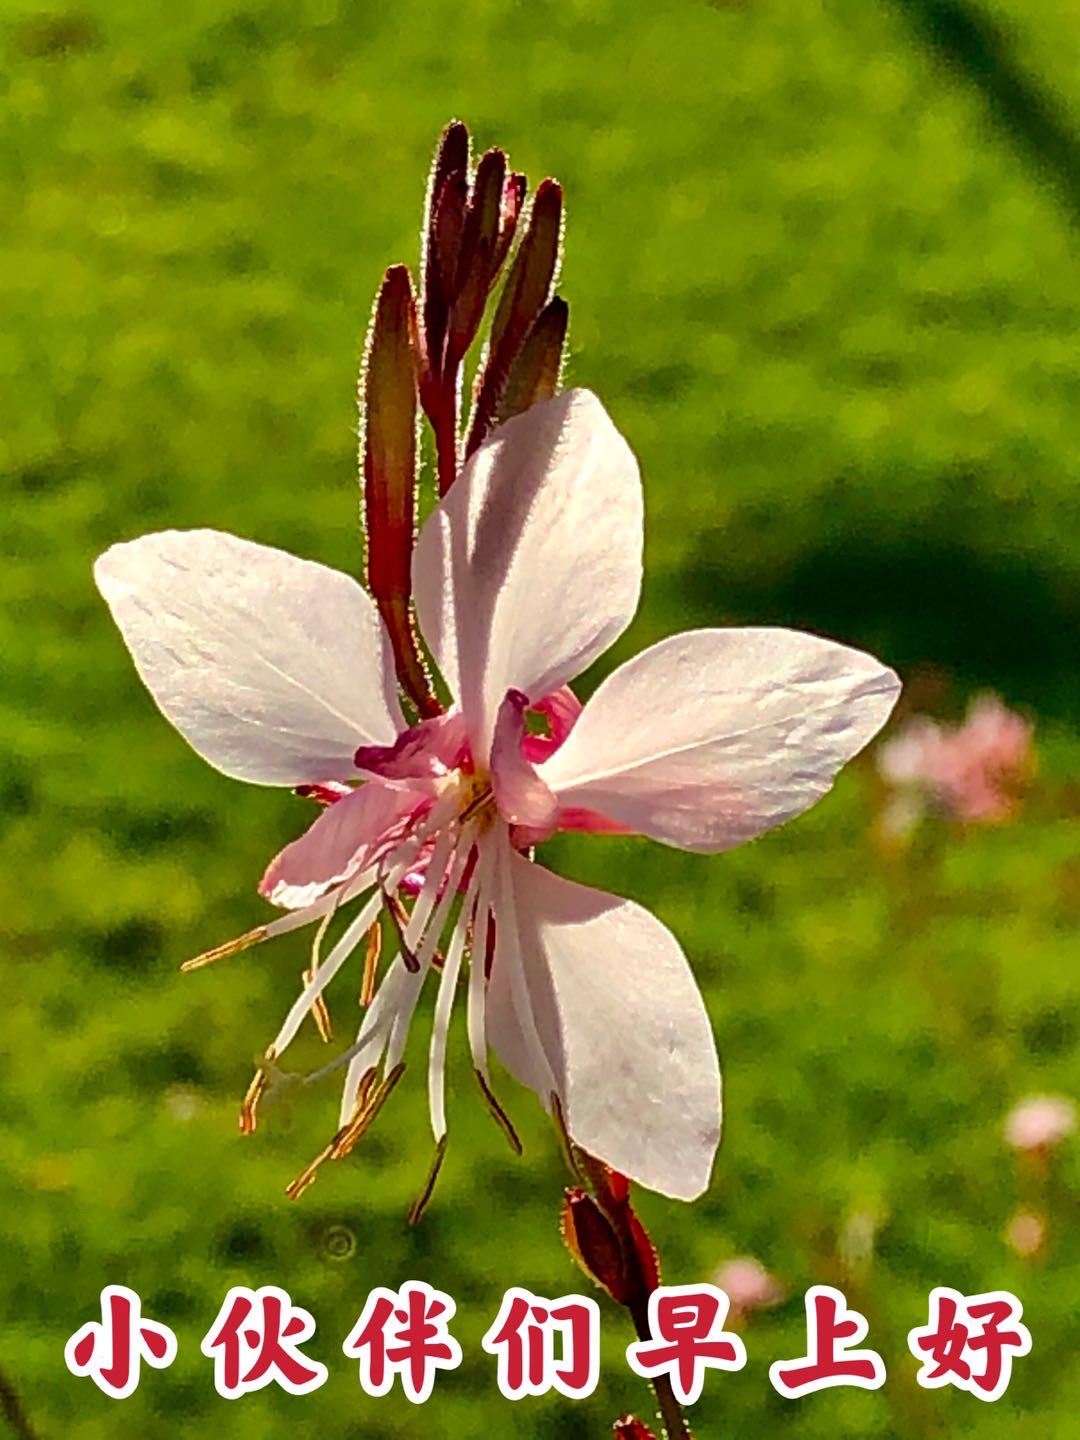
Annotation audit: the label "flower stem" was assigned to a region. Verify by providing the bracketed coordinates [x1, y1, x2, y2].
[0, 1364, 42, 1440]
[574, 1152, 694, 1440]
[624, 1275, 694, 1440]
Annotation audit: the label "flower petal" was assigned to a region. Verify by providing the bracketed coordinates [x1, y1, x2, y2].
[354, 711, 469, 781]
[259, 783, 427, 909]
[540, 628, 901, 851]
[94, 529, 403, 785]
[489, 690, 559, 832]
[488, 846, 721, 1201]
[412, 390, 642, 755]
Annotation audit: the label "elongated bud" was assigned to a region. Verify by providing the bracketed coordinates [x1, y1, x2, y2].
[467, 180, 564, 453]
[361, 265, 439, 716]
[494, 297, 568, 429]
[560, 1188, 631, 1304]
[448, 148, 508, 361]
[490, 179, 563, 359]
[576, 1156, 662, 1297]
[613, 1417, 659, 1440]
[422, 122, 470, 378]
[492, 171, 527, 276]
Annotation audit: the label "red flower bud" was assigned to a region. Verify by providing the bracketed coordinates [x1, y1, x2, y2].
[613, 1416, 659, 1439]
[561, 1187, 632, 1304]
[466, 179, 564, 454]
[361, 265, 438, 716]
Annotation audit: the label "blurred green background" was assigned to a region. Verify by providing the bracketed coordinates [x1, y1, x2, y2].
[2, 0, 1078, 1435]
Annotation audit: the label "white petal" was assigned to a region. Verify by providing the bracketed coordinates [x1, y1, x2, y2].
[540, 628, 901, 851]
[95, 529, 403, 785]
[412, 390, 642, 757]
[488, 848, 721, 1201]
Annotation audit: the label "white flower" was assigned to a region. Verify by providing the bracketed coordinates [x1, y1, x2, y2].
[95, 390, 899, 1201]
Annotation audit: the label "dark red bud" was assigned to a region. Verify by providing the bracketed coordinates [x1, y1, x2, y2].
[492, 296, 568, 431]
[560, 1188, 632, 1304]
[613, 1417, 660, 1440]
[361, 265, 439, 717]
[465, 181, 564, 453]
[489, 178, 563, 361]
[432, 120, 470, 194]
[491, 170, 527, 277]
[421, 121, 471, 383]
[447, 148, 508, 360]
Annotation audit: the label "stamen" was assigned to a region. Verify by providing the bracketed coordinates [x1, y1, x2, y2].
[267, 890, 383, 1060]
[460, 787, 495, 824]
[285, 1141, 336, 1200]
[384, 892, 421, 973]
[305, 904, 339, 1042]
[408, 1135, 449, 1226]
[403, 825, 456, 949]
[331, 1062, 406, 1159]
[335, 992, 400, 1120]
[238, 1067, 269, 1135]
[181, 876, 374, 973]
[466, 843, 495, 1080]
[413, 836, 472, 971]
[283, 1063, 390, 1200]
[491, 833, 558, 1096]
[181, 925, 267, 972]
[360, 922, 382, 1006]
[427, 879, 474, 1139]
[310, 993, 333, 1043]
[384, 832, 473, 1075]
[549, 1090, 585, 1184]
[476, 1067, 524, 1156]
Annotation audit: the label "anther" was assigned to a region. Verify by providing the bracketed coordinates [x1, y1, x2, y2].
[239, 1068, 268, 1135]
[360, 922, 382, 1006]
[476, 1068, 523, 1155]
[181, 925, 267, 972]
[407, 1134, 449, 1226]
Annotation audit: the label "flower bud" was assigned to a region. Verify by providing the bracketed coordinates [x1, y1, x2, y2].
[421, 121, 470, 377]
[361, 265, 437, 715]
[495, 297, 569, 426]
[560, 1188, 631, 1304]
[467, 179, 564, 453]
[447, 147, 508, 360]
[613, 1416, 659, 1440]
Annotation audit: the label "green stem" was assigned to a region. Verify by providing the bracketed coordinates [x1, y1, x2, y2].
[0, 1364, 42, 1440]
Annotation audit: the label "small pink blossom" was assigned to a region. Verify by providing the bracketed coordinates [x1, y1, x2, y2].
[1004, 1211, 1046, 1259]
[1003, 1094, 1076, 1152]
[877, 693, 1033, 830]
[712, 1258, 784, 1317]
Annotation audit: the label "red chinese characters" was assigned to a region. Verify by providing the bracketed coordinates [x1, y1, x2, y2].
[64, 1285, 177, 1399]
[201, 1284, 327, 1398]
[62, 1279, 1033, 1405]
[343, 1281, 462, 1403]
[770, 1285, 886, 1398]
[908, 1287, 1031, 1401]
[626, 1284, 746, 1405]
[482, 1286, 600, 1400]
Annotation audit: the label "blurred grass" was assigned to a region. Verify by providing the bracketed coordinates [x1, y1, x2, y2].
[2, 0, 1079, 1435]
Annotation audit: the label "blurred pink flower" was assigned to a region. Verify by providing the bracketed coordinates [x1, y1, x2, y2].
[1004, 1094, 1077, 1152]
[1004, 1211, 1046, 1259]
[877, 693, 1033, 831]
[712, 1257, 784, 1317]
